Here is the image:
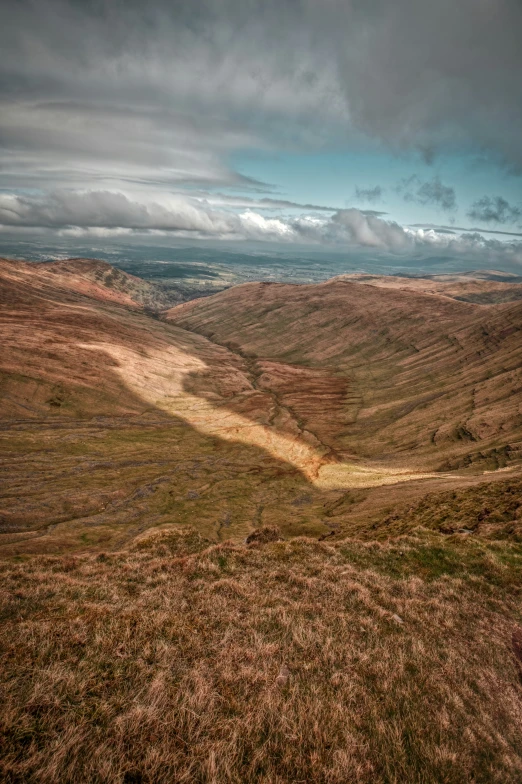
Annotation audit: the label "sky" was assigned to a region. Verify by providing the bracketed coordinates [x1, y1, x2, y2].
[1, 0, 522, 271]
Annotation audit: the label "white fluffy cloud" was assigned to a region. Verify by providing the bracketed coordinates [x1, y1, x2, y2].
[329, 210, 411, 250]
[0, 190, 301, 242]
[2, 189, 521, 268]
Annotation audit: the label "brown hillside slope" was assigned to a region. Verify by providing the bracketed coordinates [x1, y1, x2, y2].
[0, 259, 443, 554]
[0, 257, 167, 309]
[166, 279, 522, 471]
[1, 260, 522, 554]
[2, 528, 522, 783]
[334, 272, 522, 304]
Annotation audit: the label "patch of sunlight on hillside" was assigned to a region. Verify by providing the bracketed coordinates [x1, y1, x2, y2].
[81, 341, 436, 490]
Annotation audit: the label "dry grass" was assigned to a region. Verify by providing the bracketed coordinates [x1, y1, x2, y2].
[2, 528, 522, 783]
[371, 477, 522, 540]
[3, 259, 522, 782]
[167, 279, 522, 470]
[2, 257, 522, 556]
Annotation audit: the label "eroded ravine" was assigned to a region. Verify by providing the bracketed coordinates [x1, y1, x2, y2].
[219, 342, 336, 463]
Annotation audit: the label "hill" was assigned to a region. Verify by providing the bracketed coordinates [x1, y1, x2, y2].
[334, 271, 522, 304]
[0, 256, 221, 313]
[2, 527, 522, 783]
[2, 259, 522, 782]
[0, 257, 168, 309]
[166, 278, 522, 472]
[1, 260, 522, 555]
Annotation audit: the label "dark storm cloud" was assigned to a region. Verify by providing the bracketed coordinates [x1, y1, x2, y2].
[355, 186, 383, 204]
[396, 176, 457, 212]
[1, 0, 522, 194]
[468, 196, 521, 224]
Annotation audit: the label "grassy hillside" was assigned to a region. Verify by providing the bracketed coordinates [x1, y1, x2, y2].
[334, 272, 522, 305]
[2, 260, 522, 782]
[167, 279, 522, 470]
[2, 528, 522, 783]
[2, 260, 522, 554]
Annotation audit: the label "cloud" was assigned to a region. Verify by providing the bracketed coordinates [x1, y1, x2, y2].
[333, 1, 522, 169]
[0, 0, 521, 203]
[0, 189, 388, 243]
[197, 193, 340, 212]
[329, 209, 410, 250]
[0, 190, 301, 242]
[410, 223, 522, 238]
[196, 192, 387, 216]
[468, 196, 521, 224]
[354, 186, 383, 204]
[323, 210, 522, 269]
[2, 189, 522, 271]
[396, 176, 457, 211]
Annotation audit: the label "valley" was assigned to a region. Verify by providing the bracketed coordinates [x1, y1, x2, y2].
[2, 3, 522, 779]
[1, 258, 521, 555]
[2, 257, 522, 783]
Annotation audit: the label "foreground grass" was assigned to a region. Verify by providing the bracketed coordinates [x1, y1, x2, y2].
[1, 528, 522, 783]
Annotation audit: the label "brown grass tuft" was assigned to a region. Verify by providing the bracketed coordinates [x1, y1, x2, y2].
[1, 530, 522, 782]
[245, 526, 283, 546]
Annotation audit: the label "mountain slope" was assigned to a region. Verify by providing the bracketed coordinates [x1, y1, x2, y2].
[0, 257, 167, 309]
[1, 260, 522, 556]
[335, 272, 522, 304]
[0, 259, 436, 555]
[2, 528, 522, 783]
[166, 279, 522, 471]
